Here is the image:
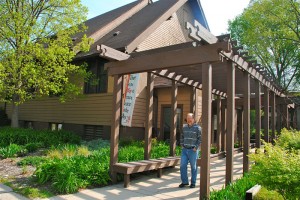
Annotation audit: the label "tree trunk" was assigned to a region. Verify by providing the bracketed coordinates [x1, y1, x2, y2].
[11, 95, 19, 128]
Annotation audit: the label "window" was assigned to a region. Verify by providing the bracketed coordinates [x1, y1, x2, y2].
[24, 121, 33, 129]
[50, 123, 63, 131]
[84, 125, 104, 141]
[84, 58, 108, 94]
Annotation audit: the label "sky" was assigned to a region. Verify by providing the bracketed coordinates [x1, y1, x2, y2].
[81, 0, 250, 36]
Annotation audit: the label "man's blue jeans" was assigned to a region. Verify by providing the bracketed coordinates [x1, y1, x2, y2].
[180, 148, 199, 185]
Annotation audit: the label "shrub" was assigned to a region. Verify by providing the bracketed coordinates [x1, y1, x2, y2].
[25, 142, 43, 153]
[209, 174, 256, 200]
[0, 127, 80, 148]
[0, 144, 28, 158]
[81, 138, 110, 150]
[210, 145, 217, 154]
[276, 128, 300, 150]
[17, 156, 48, 167]
[249, 143, 300, 199]
[35, 149, 110, 194]
[254, 187, 284, 200]
[46, 144, 90, 159]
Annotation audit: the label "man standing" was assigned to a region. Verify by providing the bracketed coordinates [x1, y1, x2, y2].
[179, 113, 201, 188]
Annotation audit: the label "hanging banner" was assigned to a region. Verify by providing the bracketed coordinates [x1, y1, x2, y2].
[121, 73, 140, 127]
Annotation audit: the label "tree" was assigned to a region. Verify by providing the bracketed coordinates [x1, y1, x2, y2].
[0, 0, 93, 127]
[229, 0, 300, 92]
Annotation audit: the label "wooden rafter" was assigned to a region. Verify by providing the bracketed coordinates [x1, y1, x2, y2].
[105, 41, 231, 76]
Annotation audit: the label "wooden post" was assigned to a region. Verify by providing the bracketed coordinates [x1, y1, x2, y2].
[221, 102, 226, 152]
[276, 102, 282, 134]
[226, 62, 235, 186]
[216, 96, 222, 153]
[211, 108, 215, 145]
[170, 80, 178, 156]
[264, 87, 269, 143]
[144, 72, 154, 160]
[243, 72, 250, 174]
[283, 104, 289, 129]
[190, 87, 197, 116]
[255, 81, 261, 148]
[110, 75, 122, 183]
[200, 62, 212, 199]
[270, 92, 276, 142]
[237, 110, 243, 147]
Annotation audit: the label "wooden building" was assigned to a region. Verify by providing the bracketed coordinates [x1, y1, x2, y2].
[5, 0, 211, 141]
[2, 0, 298, 198]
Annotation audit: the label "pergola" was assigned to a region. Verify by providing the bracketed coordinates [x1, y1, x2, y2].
[104, 37, 286, 198]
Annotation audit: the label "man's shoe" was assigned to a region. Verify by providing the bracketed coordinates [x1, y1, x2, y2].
[179, 183, 189, 188]
[190, 184, 195, 188]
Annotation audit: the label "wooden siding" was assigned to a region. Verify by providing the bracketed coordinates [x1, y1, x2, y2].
[129, 72, 147, 128]
[136, 2, 194, 51]
[157, 86, 202, 128]
[6, 94, 113, 126]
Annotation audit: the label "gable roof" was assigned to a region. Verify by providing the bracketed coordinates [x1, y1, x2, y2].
[189, 0, 210, 31]
[76, 0, 211, 59]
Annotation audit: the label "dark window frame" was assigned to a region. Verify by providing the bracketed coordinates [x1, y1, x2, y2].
[84, 58, 108, 94]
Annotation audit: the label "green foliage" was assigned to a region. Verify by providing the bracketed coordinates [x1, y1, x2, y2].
[254, 187, 284, 200]
[81, 138, 110, 150]
[0, 0, 93, 127]
[276, 128, 300, 150]
[0, 144, 27, 158]
[118, 145, 144, 162]
[46, 144, 90, 159]
[25, 142, 43, 153]
[0, 127, 81, 148]
[35, 149, 110, 194]
[229, 0, 300, 91]
[249, 143, 300, 199]
[210, 145, 217, 154]
[17, 156, 48, 167]
[209, 174, 256, 200]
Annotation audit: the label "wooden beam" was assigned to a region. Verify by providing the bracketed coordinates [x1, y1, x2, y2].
[221, 102, 226, 152]
[226, 62, 235, 186]
[89, 0, 148, 42]
[106, 41, 231, 75]
[220, 52, 282, 96]
[110, 75, 122, 183]
[243, 72, 250, 174]
[144, 72, 154, 160]
[97, 44, 130, 61]
[264, 86, 270, 143]
[255, 81, 261, 148]
[170, 80, 178, 156]
[200, 62, 212, 199]
[270, 92, 276, 142]
[216, 96, 222, 153]
[153, 69, 227, 97]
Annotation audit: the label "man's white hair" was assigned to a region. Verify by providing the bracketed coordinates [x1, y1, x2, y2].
[187, 113, 194, 118]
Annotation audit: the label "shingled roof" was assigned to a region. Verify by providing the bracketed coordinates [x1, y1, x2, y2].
[76, 0, 209, 59]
